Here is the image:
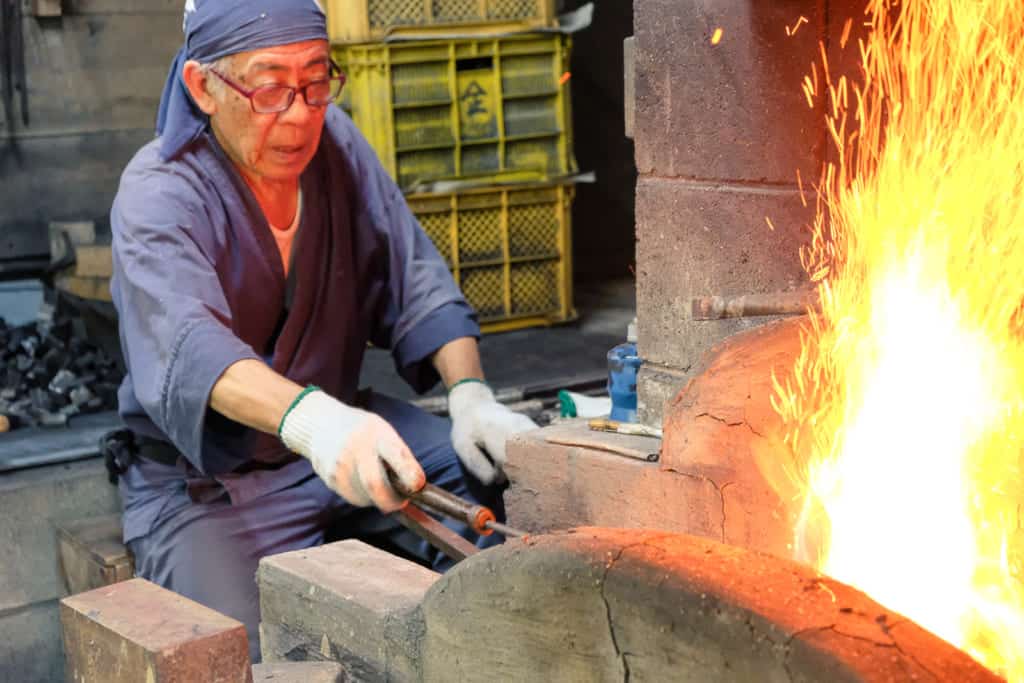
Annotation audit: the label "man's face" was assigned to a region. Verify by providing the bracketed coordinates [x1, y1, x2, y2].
[208, 39, 330, 183]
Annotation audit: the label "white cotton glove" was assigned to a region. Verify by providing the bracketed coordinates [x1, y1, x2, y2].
[279, 388, 425, 513]
[447, 380, 539, 484]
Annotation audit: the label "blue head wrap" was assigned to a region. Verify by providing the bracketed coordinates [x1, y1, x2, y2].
[156, 0, 328, 161]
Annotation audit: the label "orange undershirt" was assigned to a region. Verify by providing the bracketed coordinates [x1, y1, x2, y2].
[269, 189, 302, 276]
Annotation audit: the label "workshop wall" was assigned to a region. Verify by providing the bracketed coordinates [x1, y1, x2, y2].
[633, 0, 867, 424]
[0, 0, 181, 266]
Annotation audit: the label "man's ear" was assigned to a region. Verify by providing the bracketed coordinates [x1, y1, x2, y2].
[182, 60, 218, 116]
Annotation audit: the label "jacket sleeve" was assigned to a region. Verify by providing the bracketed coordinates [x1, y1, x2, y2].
[326, 108, 480, 393]
[110, 164, 262, 472]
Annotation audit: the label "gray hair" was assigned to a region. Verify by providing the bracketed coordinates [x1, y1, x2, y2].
[199, 55, 235, 97]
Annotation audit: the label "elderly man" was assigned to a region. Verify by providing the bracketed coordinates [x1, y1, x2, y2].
[108, 0, 535, 660]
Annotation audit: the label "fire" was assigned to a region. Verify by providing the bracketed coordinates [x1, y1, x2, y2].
[772, 0, 1024, 678]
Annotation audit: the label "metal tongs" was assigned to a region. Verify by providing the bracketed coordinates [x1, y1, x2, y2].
[387, 468, 526, 563]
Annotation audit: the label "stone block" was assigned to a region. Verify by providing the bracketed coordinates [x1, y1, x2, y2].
[258, 540, 438, 682]
[60, 578, 251, 682]
[635, 175, 810, 376]
[0, 599, 65, 683]
[505, 422, 723, 542]
[636, 362, 689, 425]
[0, 458, 120, 613]
[56, 513, 133, 596]
[634, 0, 825, 183]
[251, 662, 345, 683]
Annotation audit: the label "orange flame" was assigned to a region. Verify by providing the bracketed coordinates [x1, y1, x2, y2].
[773, 0, 1024, 678]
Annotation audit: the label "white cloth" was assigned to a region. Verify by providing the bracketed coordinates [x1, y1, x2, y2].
[447, 381, 538, 484]
[280, 388, 425, 512]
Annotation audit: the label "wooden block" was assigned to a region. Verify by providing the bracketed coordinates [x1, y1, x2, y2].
[60, 578, 252, 683]
[56, 513, 133, 595]
[251, 662, 346, 683]
[73, 244, 113, 278]
[55, 273, 112, 302]
[34, 0, 62, 16]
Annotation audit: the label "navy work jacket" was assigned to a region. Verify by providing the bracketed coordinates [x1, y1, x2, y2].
[110, 106, 477, 541]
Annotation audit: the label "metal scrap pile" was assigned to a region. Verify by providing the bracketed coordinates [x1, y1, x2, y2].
[0, 309, 122, 431]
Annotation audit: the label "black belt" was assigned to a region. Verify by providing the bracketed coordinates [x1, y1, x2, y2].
[136, 435, 182, 467]
[100, 429, 180, 483]
[100, 428, 292, 483]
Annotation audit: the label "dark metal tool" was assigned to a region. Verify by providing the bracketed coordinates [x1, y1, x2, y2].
[387, 469, 527, 563]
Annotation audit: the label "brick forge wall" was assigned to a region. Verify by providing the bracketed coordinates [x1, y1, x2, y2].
[634, 1, 864, 424]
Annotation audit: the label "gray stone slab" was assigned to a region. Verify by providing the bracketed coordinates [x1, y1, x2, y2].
[0, 599, 64, 683]
[258, 540, 438, 682]
[505, 423, 723, 541]
[0, 458, 120, 612]
[252, 662, 346, 683]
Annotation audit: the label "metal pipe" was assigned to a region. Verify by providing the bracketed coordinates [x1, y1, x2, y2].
[388, 470, 499, 536]
[691, 288, 818, 320]
[412, 484, 498, 536]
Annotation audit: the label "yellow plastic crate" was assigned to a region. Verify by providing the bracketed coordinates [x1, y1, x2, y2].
[333, 34, 577, 191]
[407, 182, 576, 333]
[326, 0, 556, 45]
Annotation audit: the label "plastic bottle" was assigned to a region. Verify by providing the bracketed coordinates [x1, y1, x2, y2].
[607, 319, 642, 422]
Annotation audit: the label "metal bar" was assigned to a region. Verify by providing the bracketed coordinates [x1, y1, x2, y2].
[387, 468, 528, 538]
[394, 504, 478, 563]
[691, 288, 818, 320]
[486, 520, 526, 538]
[405, 482, 497, 535]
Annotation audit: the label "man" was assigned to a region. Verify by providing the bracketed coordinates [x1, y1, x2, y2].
[109, 0, 536, 661]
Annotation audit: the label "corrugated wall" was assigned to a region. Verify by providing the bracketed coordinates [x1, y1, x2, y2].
[0, 0, 181, 265]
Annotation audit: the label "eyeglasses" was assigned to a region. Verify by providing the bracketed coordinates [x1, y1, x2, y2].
[209, 62, 346, 114]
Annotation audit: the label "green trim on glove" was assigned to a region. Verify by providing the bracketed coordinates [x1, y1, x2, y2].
[447, 377, 488, 394]
[278, 385, 321, 437]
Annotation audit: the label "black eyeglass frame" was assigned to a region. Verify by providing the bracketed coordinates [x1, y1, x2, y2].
[209, 60, 346, 114]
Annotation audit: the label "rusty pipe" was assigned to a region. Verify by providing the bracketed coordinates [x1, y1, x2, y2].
[691, 288, 818, 320]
